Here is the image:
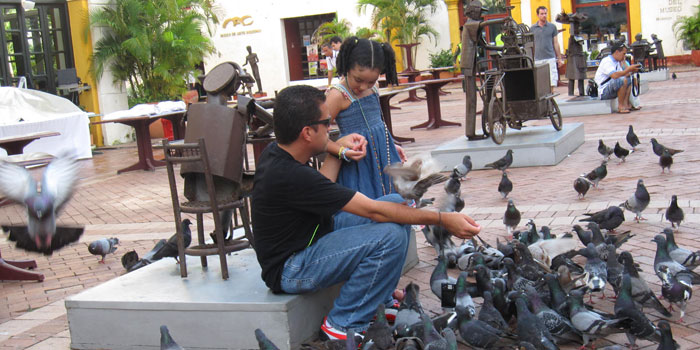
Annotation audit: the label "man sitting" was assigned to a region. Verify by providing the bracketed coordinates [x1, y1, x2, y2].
[251, 85, 481, 340]
[594, 41, 641, 114]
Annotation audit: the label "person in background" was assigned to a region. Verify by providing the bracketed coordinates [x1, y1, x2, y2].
[323, 36, 343, 86]
[531, 6, 564, 92]
[594, 41, 641, 114]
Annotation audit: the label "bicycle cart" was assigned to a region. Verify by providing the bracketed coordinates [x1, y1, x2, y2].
[476, 18, 562, 144]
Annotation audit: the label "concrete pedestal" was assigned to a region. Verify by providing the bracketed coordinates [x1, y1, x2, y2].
[431, 123, 584, 171]
[67, 232, 418, 350]
[640, 69, 669, 82]
[557, 96, 613, 117]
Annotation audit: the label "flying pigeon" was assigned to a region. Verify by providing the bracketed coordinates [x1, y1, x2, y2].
[88, 237, 119, 264]
[453, 155, 471, 180]
[651, 138, 683, 156]
[665, 195, 684, 229]
[160, 325, 184, 350]
[0, 153, 81, 253]
[503, 199, 521, 236]
[598, 139, 613, 160]
[620, 179, 650, 222]
[659, 149, 673, 173]
[613, 142, 629, 162]
[384, 157, 448, 203]
[574, 176, 591, 199]
[497, 172, 512, 199]
[626, 125, 641, 151]
[4, 224, 84, 256]
[484, 149, 513, 172]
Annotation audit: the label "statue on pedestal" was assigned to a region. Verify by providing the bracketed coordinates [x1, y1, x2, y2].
[651, 33, 666, 69]
[243, 46, 263, 94]
[631, 33, 654, 70]
[461, 0, 489, 140]
[556, 11, 588, 96]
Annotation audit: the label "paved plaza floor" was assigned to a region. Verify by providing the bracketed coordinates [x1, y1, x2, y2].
[1, 67, 700, 349]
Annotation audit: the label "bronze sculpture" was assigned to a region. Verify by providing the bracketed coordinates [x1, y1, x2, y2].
[556, 11, 588, 96]
[243, 45, 263, 94]
[460, 0, 490, 140]
[651, 33, 666, 70]
[631, 33, 653, 70]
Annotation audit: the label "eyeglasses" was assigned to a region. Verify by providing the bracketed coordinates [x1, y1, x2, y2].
[306, 117, 331, 128]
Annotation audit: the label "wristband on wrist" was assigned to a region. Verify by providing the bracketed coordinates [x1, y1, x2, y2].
[338, 146, 346, 160]
[340, 147, 350, 162]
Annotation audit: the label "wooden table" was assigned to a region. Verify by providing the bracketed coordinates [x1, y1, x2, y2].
[397, 71, 426, 103]
[93, 110, 186, 174]
[0, 131, 60, 155]
[0, 248, 44, 282]
[378, 85, 424, 144]
[425, 66, 456, 95]
[405, 77, 464, 130]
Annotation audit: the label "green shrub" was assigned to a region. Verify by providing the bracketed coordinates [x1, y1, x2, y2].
[429, 48, 454, 68]
[674, 5, 700, 50]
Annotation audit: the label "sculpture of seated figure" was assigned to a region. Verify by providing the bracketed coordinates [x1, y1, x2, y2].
[631, 33, 654, 70]
[651, 33, 666, 70]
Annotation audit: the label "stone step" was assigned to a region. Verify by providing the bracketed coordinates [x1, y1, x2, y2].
[431, 122, 584, 171]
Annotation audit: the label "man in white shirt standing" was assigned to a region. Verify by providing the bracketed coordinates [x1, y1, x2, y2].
[323, 36, 342, 86]
[531, 6, 564, 92]
[594, 41, 640, 114]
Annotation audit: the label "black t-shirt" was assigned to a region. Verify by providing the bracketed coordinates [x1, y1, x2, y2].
[251, 143, 356, 292]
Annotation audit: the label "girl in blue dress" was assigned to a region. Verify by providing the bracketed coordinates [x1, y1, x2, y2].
[325, 37, 406, 199]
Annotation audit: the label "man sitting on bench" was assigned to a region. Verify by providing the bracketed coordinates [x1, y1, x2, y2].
[251, 85, 481, 340]
[594, 41, 641, 114]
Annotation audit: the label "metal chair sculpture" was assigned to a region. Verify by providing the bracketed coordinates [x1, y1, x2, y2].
[163, 138, 252, 280]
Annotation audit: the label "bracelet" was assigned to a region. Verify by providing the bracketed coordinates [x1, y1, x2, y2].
[340, 147, 351, 162]
[338, 146, 346, 160]
[438, 211, 442, 227]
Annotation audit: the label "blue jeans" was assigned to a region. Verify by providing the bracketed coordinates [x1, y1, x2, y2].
[600, 76, 631, 100]
[280, 193, 410, 332]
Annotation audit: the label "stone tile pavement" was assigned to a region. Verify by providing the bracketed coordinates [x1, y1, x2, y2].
[1, 66, 700, 349]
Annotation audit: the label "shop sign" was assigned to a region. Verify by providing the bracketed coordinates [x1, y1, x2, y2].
[220, 15, 261, 37]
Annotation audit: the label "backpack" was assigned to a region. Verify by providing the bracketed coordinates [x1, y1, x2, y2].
[587, 79, 598, 98]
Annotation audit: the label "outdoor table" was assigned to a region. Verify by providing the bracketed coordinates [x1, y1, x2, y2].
[426, 66, 456, 95]
[397, 71, 426, 103]
[0, 248, 43, 282]
[92, 110, 186, 174]
[405, 76, 464, 130]
[0, 131, 60, 155]
[378, 85, 424, 144]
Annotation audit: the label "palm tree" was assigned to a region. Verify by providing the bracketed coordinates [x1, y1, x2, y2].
[90, 0, 217, 105]
[357, 0, 440, 45]
[313, 18, 352, 45]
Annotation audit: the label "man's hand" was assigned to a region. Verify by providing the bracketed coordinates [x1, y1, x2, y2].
[442, 212, 481, 239]
[557, 57, 565, 67]
[337, 133, 367, 161]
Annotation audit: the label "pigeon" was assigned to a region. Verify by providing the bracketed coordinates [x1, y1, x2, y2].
[0, 154, 80, 253]
[659, 149, 673, 173]
[613, 142, 629, 163]
[478, 290, 509, 332]
[443, 172, 460, 195]
[513, 295, 559, 350]
[618, 251, 672, 317]
[384, 157, 448, 203]
[605, 244, 624, 297]
[422, 225, 459, 267]
[574, 177, 592, 199]
[657, 265, 693, 323]
[662, 228, 700, 269]
[580, 243, 608, 301]
[160, 325, 184, 350]
[121, 250, 141, 271]
[484, 149, 513, 172]
[656, 320, 680, 350]
[651, 138, 683, 157]
[523, 285, 582, 345]
[544, 273, 570, 317]
[123, 239, 169, 272]
[671, 72, 677, 80]
[152, 219, 193, 262]
[614, 273, 662, 347]
[453, 155, 471, 180]
[503, 199, 521, 236]
[455, 295, 515, 349]
[497, 172, 512, 199]
[598, 139, 613, 160]
[567, 288, 627, 348]
[626, 125, 641, 151]
[665, 195, 684, 229]
[455, 271, 476, 318]
[88, 237, 119, 264]
[419, 313, 447, 350]
[440, 328, 457, 350]
[584, 161, 607, 188]
[620, 179, 650, 222]
[255, 329, 280, 350]
[394, 282, 424, 337]
[4, 224, 84, 256]
[652, 234, 700, 284]
[365, 304, 394, 350]
[579, 206, 625, 232]
[430, 255, 456, 301]
[557, 265, 586, 293]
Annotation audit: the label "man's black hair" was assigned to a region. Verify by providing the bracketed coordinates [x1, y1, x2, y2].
[273, 85, 326, 145]
[611, 40, 627, 53]
[536, 6, 547, 15]
[330, 36, 342, 44]
[321, 42, 331, 49]
[336, 36, 398, 85]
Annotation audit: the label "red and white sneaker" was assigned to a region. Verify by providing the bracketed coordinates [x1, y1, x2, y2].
[320, 316, 348, 340]
[385, 301, 400, 324]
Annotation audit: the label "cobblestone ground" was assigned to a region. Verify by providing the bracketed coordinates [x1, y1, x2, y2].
[1, 67, 699, 349]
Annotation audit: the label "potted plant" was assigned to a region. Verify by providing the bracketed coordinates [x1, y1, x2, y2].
[429, 48, 455, 78]
[673, 4, 700, 66]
